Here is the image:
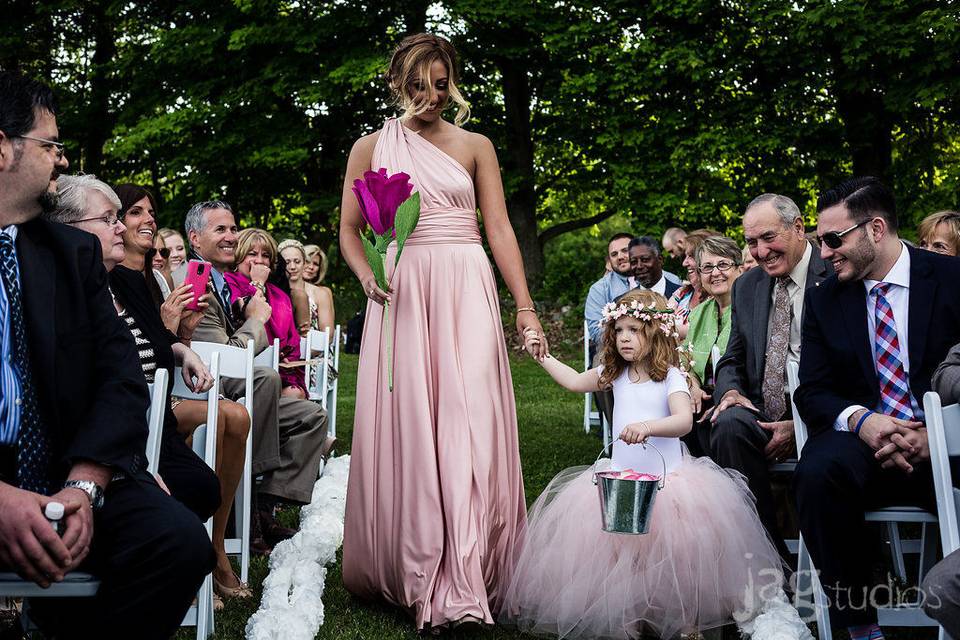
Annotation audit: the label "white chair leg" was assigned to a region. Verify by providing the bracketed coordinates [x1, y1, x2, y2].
[887, 522, 908, 583]
[239, 436, 252, 585]
[794, 535, 815, 621]
[919, 522, 939, 587]
[812, 564, 833, 640]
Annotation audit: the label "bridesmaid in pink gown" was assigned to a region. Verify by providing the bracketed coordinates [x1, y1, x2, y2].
[338, 33, 547, 632]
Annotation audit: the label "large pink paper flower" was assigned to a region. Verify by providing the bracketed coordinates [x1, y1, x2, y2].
[352, 168, 413, 236]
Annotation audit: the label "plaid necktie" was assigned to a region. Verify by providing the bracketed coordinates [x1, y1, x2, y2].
[761, 277, 791, 420]
[0, 234, 52, 494]
[871, 283, 918, 420]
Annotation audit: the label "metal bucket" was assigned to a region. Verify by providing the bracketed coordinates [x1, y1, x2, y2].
[592, 441, 666, 535]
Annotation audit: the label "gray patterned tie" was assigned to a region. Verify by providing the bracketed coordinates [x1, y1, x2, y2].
[761, 277, 791, 421]
[0, 234, 52, 494]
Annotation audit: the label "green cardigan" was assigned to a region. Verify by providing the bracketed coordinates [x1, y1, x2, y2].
[682, 298, 731, 384]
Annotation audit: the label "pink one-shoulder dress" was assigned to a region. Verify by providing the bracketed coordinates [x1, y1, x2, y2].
[342, 118, 526, 630]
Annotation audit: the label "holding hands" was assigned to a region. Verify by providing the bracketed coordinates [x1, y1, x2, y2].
[522, 324, 549, 362]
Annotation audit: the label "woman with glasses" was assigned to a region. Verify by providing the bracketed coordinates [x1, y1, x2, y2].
[159, 227, 188, 270]
[918, 211, 960, 257]
[682, 235, 743, 425]
[669, 230, 721, 338]
[152, 234, 174, 296]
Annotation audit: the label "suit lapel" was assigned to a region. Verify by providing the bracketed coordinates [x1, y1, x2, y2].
[838, 280, 878, 389]
[907, 247, 934, 378]
[15, 223, 56, 405]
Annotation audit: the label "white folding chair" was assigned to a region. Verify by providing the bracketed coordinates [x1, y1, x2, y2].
[145, 368, 168, 475]
[582, 320, 608, 441]
[253, 337, 280, 371]
[171, 353, 222, 639]
[328, 324, 341, 439]
[302, 329, 331, 408]
[789, 362, 939, 640]
[189, 341, 255, 586]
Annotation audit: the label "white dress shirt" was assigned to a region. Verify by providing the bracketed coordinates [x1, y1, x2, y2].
[834, 243, 912, 431]
[648, 274, 667, 296]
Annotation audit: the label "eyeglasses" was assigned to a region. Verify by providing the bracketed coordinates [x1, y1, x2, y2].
[816, 219, 870, 249]
[698, 260, 739, 275]
[67, 214, 121, 228]
[155, 247, 170, 259]
[14, 134, 65, 160]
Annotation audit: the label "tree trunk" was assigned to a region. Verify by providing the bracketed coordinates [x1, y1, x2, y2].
[81, 0, 117, 175]
[497, 59, 544, 291]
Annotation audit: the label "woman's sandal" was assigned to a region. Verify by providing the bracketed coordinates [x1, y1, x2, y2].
[213, 571, 254, 600]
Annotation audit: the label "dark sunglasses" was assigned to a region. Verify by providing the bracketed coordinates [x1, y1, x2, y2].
[149, 247, 170, 259]
[816, 219, 870, 249]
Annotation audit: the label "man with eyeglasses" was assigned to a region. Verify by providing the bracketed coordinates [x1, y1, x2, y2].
[708, 192, 832, 560]
[792, 177, 960, 640]
[0, 71, 213, 638]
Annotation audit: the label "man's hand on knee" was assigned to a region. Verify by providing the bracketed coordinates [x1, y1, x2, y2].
[760, 419, 795, 462]
[0, 482, 74, 587]
[705, 389, 759, 424]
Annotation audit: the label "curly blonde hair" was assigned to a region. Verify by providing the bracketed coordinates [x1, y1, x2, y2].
[598, 290, 683, 389]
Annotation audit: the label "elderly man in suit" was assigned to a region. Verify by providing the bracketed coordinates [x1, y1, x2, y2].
[0, 71, 213, 638]
[710, 193, 832, 558]
[794, 177, 960, 640]
[172, 202, 328, 549]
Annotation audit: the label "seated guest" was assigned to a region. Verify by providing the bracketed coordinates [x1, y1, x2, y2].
[918, 210, 960, 256]
[152, 233, 173, 295]
[280, 239, 331, 336]
[793, 177, 960, 640]
[584, 233, 635, 349]
[662, 226, 687, 259]
[159, 227, 187, 270]
[922, 549, 960, 638]
[710, 194, 830, 560]
[173, 201, 329, 548]
[228, 229, 307, 398]
[628, 236, 682, 298]
[302, 243, 336, 333]
[684, 235, 743, 414]
[741, 245, 757, 272]
[50, 177, 253, 608]
[669, 230, 717, 336]
[0, 70, 212, 638]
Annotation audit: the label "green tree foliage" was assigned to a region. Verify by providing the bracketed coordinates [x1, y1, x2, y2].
[2, 0, 958, 310]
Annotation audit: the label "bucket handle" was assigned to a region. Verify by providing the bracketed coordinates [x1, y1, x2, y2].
[592, 438, 667, 489]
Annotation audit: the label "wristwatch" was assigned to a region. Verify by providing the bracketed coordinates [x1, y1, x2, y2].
[63, 480, 105, 510]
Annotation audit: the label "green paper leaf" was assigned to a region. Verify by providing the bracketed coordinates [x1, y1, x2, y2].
[373, 232, 391, 253]
[360, 233, 387, 290]
[393, 192, 421, 265]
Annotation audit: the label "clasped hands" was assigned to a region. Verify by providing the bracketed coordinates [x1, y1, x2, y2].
[520, 320, 548, 361]
[855, 411, 927, 474]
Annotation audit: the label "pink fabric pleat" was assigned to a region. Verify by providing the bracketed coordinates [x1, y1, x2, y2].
[342, 118, 527, 630]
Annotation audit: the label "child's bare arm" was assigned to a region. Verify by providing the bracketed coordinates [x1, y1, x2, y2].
[524, 329, 602, 392]
[620, 391, 694, 444]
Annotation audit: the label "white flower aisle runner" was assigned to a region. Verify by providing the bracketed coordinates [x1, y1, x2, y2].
[245, 455, 351, 640]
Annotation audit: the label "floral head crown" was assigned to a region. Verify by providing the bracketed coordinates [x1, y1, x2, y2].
[600, 300, 695, 373]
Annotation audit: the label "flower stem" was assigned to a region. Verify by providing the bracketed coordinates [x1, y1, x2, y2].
[385, 300, 393, 392]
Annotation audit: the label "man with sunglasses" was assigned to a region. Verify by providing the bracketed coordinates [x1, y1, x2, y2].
[793, 177, 960, 640]
[0, 71, 213, 637]
[709, 193, 832, 560]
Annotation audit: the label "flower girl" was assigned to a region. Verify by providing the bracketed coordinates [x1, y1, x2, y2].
[500, 290, 810, 640]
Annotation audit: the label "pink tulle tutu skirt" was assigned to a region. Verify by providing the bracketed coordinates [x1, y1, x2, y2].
[499, 454, 784, 639]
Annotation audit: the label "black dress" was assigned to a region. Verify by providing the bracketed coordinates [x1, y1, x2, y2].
[109, 265, 220, 521]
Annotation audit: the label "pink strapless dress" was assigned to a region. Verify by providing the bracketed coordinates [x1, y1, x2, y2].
[342, 118, 527, 630]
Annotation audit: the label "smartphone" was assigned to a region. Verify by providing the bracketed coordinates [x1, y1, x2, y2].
[183, 259, 212, 312]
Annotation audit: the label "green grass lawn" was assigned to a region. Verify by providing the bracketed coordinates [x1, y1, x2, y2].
[206, 352, 598, 639]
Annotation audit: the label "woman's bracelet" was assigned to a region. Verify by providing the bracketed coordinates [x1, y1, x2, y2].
[517, 306, 536, 314]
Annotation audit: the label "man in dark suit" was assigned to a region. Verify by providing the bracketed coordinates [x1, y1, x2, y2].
[793, 177, 960, 639]
[0, 71, 213, 638]
[710, 193, 832, 558]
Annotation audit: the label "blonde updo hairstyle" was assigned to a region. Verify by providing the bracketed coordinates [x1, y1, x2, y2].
[386, 33, 470, 126]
